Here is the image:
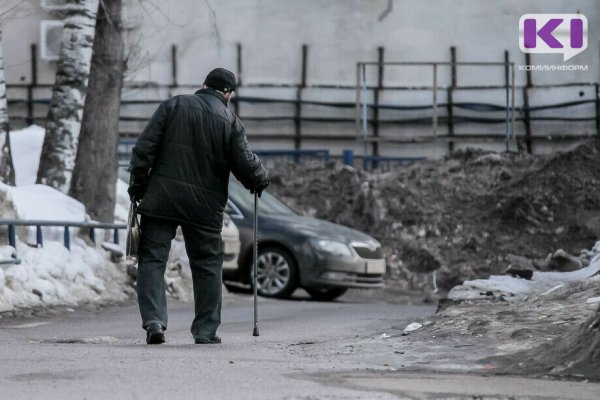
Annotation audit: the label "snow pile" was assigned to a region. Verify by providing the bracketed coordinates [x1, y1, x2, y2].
[0, 125, 135, 313]
[4, 183, 86, 221]
[0, 182, 88, 244]
[7, 125, 130, 223]
[0, 181, 135, 312]
[0, 240, 132, 313]
[448, 241, 600, 301]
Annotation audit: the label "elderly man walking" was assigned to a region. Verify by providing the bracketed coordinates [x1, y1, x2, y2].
[128, 68, 269, 345]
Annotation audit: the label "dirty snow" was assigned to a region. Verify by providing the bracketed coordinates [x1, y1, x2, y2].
[0, 181, 135, 313]
[448, 242, 600, 300]
[585, 296, 600, 305]
[0, 240, 133, 313]
[403, 322, 423, 333]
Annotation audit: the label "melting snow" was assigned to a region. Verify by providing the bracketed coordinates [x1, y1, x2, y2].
[448, 246, 600, 301]
[0, 126, 133, 313]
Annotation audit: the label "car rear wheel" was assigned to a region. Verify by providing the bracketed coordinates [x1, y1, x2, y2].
[251, 247, 298, 299]
[305, 287, 348, 301]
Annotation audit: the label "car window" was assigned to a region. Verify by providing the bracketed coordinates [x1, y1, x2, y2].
[228, 181, 298, 216]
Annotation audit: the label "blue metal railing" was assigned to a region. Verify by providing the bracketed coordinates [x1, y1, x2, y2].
[0, 219, 128, 265]
[0, 258, 21, 265]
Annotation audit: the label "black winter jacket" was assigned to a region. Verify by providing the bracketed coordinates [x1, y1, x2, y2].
[128, 89, 269, 233]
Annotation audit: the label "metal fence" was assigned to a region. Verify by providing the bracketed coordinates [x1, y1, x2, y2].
[5, 44, 600, 157]
[355, 60, 518, 157]
[0, 219, 127, 265]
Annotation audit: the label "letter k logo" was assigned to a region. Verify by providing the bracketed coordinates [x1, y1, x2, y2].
[524, 18, 563, 48]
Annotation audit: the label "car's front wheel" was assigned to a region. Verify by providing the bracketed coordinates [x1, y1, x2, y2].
[251, 247, 298, 299]
[305, 287, 348, 301]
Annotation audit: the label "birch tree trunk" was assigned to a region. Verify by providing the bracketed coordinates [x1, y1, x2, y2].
[70, 0, 125, 222]
[0, 31, 15, 186]
[36, 0, 99, 193]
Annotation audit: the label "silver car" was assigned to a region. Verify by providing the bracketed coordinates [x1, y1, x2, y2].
[221, 213, 241, 270]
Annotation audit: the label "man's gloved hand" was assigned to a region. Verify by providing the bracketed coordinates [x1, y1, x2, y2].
[127, 182, 146, 203]
[250, 180, 269, 198]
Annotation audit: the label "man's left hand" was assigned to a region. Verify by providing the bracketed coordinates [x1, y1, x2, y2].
[250, 180, 270, 198]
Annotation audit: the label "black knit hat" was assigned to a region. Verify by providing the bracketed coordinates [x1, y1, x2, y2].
[204, 68, 237, 93]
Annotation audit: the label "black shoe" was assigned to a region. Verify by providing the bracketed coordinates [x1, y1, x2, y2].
[146, 323, 166, 345]
[194, 334, 221, 344]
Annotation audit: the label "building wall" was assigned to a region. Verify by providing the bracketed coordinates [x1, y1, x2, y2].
[116, 0, 599, 87]
[1, 0, 599, 157]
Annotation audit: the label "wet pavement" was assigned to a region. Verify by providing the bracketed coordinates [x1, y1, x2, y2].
[0, 292, 598, 399]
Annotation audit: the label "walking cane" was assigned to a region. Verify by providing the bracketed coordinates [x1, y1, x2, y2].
[252, 192, 260, 337]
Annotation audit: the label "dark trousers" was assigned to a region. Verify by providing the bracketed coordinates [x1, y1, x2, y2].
[137, 215, 223, 339]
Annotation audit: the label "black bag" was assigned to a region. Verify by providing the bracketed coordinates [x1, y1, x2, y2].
[126, 202, 141, 260]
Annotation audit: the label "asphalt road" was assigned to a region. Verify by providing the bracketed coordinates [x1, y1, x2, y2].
[0, 292, 599, 400]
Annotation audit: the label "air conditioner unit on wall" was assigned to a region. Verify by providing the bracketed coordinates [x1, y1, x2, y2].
[40, 20, 64, 61]
[40, 0, 70, 11]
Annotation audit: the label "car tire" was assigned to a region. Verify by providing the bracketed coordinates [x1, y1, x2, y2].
[250, 247, 298, 299]
[305, 287, 348, 301]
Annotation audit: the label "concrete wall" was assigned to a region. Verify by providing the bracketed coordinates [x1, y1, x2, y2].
[117, 0, 599, 86]
[1, 0, 599, 157]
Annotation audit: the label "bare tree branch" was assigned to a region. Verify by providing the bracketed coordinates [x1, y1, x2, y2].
[203, 0, 222, 49]
[378, 0, 393, 21]
[138, 0, 187, 28]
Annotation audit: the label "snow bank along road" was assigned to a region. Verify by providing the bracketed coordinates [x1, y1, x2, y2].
[0, 295, 599, 400]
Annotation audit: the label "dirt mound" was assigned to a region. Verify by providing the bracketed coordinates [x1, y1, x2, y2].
[498, 306, 600, 380]
[490, 140, 600, 256]
[268, 139, 600, 292]
[385, 274, 600, 380]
